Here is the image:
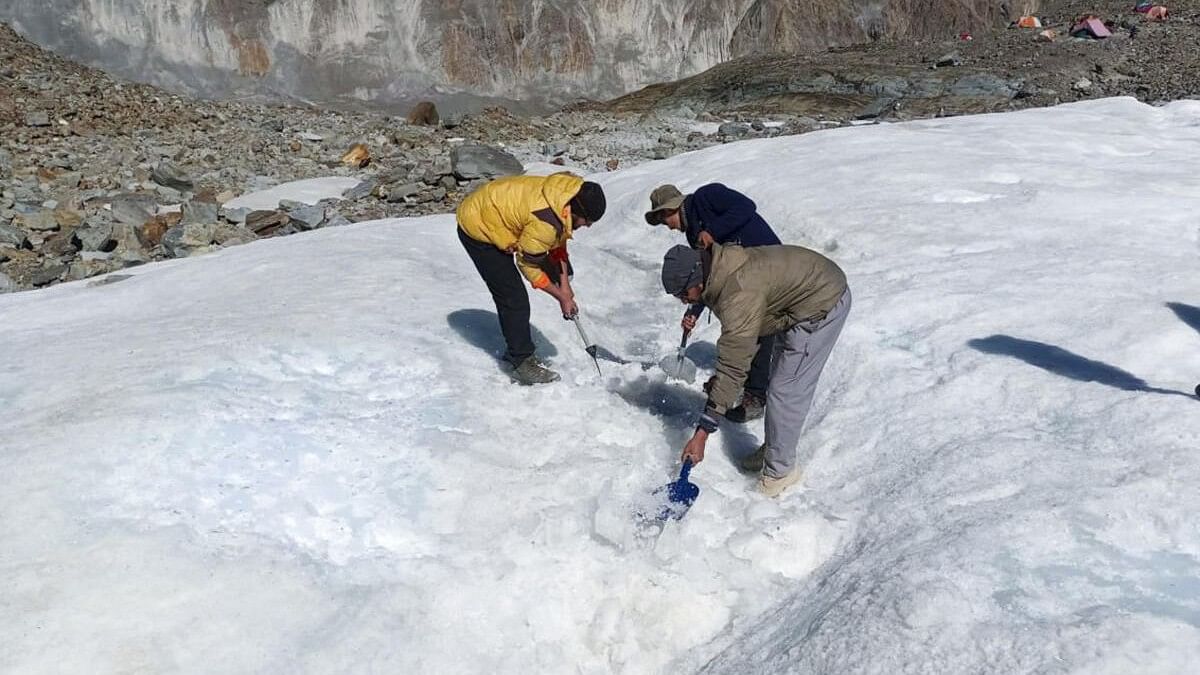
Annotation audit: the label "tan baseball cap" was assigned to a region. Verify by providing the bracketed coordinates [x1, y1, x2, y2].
[644, 184, 685, 225]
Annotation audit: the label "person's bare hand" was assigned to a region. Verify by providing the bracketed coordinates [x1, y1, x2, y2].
[559, 296, 578, 319]
[681, 430, 707, 465]
[698, 230, 715, 248]
[681, 313, 697, 333]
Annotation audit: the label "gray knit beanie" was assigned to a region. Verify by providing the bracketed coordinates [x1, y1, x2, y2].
[661, 245, 703, 296]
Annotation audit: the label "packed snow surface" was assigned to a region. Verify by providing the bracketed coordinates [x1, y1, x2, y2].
[3, 98, 1199, 673]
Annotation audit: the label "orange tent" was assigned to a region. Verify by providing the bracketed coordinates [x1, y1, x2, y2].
[1147, 6, 1169, 20]
[1017, 16, 1043, 28]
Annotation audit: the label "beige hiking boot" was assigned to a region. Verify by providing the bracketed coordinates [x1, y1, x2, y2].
[758, 468, 803, 498]
[738, 443, 766, 472]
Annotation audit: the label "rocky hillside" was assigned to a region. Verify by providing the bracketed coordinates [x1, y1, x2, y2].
[600, 0, 1199, 119]
[0, 22, 801, 294]
[0, 0, 1019, 111]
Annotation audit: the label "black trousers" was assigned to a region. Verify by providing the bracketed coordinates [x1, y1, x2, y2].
[746, 334, 775, 398]
[458, 227, 535, 366]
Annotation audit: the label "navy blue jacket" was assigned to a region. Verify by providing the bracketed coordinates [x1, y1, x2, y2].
[682, 184, 781, 319]
[682, 183, 781, 250]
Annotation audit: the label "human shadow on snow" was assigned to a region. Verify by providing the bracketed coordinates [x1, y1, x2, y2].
[608, 376, 761, 467]
[968, 334, 1193, 399]
[446, 309, 558, 361]
[1166, 302, 1200, 336]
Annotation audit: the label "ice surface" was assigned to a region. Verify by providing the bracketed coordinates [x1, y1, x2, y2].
[3, 98, 1199, 673]
[222, 177, 361, 211]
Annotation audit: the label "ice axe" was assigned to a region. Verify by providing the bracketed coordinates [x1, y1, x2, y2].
[570, 312, 603, 377]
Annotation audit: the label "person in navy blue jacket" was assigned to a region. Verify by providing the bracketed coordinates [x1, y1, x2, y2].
[645, 183, 783, 422]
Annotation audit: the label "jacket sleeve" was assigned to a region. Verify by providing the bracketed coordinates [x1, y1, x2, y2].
[515, 218, 561, 289]
[705, 291, 763, 416]
[696, 183, 758, 244]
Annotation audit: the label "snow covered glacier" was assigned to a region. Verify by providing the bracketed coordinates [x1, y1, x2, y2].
[2, 98, 1199, 672]
[0, 0, 1014, 109]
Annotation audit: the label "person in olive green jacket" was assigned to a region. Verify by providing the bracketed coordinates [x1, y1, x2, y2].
[660, 242, 850, 497]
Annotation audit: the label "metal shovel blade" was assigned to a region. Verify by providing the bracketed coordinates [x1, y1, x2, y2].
[658, 352, 697, 383]
[659, 331, 696, 383]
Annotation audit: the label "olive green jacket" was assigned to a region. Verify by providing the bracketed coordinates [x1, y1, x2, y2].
[701, 243, 847, 415]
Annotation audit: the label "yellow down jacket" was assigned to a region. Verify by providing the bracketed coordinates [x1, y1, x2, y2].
[457, 172, 583, 289]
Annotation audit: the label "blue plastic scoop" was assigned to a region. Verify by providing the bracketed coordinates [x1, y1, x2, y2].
[649, 460, 700, 521]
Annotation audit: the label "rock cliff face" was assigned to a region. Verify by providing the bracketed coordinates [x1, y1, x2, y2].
[0, 0, 1023, 110]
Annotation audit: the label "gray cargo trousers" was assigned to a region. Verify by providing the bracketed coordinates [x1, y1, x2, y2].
[762, 287, 851, 479]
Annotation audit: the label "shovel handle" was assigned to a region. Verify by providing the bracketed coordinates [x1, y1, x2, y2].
[679, 330, 690, 350]
[679, 459, 693, 481]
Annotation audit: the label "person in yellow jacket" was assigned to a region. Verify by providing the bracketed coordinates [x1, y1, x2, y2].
[457, 172, 607, 384]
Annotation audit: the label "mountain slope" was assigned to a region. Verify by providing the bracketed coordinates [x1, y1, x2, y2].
[0, 0, 1016, 109]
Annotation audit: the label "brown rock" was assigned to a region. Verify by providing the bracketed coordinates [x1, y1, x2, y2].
[43, 229, 79, 257]
[140, 212, 179, 247]
[54, 208, 83, 228]
[407, 101, 440, 126]
[341, 143, 371, 168]
[245, 209, 290, 236]
[606, 159, 620, 171]
[289, 139, 302, 152]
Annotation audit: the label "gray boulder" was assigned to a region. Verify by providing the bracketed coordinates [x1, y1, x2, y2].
[384, 183, 422, 203]
[0, 148, 11, 179]
[856, 97, 898, 120]
[342, 178, 378, 201]
[25, 111, 51, 127]
[0, 222, 28, 248]
[287, 204, 327, 230]
[220, 206, 251, 224]
[949, 74, 1019, 98]
[451, 145, 524, 180]
[67, 259, 115, 282]
[16, 210, 59, 232]
[718, 122, 752, 137]
[109, 194, 157, 225]
[161, 222, 216, 258]
[75, 219, 115, 252]
[181, 200, 220, 226]
[324, 212, 352, 228]
[110, 222, 150, 254]
[151, 162, 194, 191]
[30, 262, 67, 287]
[0, 270, 14, 293]
[935, 52, 964, 68]
[212, 224, 257, 247]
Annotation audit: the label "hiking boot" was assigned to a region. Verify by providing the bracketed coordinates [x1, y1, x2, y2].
[726, 392, 766, 423]
[511, 356, 560, 385]
[739, 443, 766, 472]
[758, 468, 803, 498]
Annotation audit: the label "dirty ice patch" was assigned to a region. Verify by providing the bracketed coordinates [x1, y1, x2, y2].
[223, 176, 360, 211]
